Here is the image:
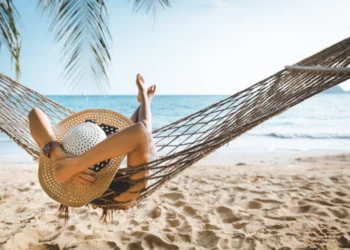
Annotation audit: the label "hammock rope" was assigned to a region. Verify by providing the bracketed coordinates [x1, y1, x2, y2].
[1, 36, 350, 210]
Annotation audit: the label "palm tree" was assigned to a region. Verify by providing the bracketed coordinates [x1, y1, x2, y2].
[0, 0, 171, 93]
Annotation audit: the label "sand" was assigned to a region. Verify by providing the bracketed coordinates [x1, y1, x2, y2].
[1, 154, 350, 250]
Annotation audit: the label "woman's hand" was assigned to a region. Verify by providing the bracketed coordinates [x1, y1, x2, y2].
[50, 146, 74, 161]
[52, 148, 97, 185]
[53, 157, 81, 183]
[72, 168, 97, 185]
[53, 157, 97, 185]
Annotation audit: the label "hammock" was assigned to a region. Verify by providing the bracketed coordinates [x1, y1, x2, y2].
[1, 36, 350, 211]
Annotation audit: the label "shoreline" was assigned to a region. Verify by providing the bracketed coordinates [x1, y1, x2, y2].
[1, 152, 350, 249]
[1, 143, 349, 167]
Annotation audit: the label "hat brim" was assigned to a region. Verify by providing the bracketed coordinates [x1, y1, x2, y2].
[38, 109, 133, 207]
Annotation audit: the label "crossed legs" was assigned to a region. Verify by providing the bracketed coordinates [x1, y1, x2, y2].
[129, 82, 156, 130]
[28, 74, 155, 203]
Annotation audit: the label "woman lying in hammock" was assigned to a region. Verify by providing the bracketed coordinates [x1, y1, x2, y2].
[28, 74, 156, 204]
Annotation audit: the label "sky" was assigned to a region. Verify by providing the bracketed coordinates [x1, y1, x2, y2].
[1, 0, 350, 95]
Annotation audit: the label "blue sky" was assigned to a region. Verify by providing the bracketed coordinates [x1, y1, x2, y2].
[1, 0, 350, 95]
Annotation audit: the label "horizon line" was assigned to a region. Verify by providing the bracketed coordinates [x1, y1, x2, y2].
[45, 92, 349, 96]
[45, 94, 232, 96]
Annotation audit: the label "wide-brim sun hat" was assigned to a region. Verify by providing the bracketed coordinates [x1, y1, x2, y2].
[38, 109, 133, 208]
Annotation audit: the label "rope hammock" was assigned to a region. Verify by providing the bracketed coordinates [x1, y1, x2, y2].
[1, 36, 350, 212]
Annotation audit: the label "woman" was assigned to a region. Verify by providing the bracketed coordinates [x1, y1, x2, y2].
[28, 74, 156, 203]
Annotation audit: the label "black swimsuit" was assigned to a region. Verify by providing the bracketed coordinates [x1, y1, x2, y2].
[85, 119, 134, 203]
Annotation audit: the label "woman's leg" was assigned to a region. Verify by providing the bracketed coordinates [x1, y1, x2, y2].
[53, 122, 150, 182]
[114, 76, 157, 203]
[52, 74, 154, 204]
[135, 74, 156, 133]
[130, 83, 156, 124]
[53, 74, 154, 203]
[129, 106, 139, 123]
[53, 121, 151, 204]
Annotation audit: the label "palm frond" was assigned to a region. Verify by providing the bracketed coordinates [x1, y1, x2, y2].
[37, 0, 112, 93]
[0, 0, 21, 79]
[132, 0, 172, 15]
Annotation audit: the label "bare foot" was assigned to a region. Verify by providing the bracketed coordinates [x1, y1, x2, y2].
[136, 74, 146, 103]
[147, 85, 156, 101]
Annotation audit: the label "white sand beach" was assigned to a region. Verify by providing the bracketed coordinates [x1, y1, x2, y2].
[1, 153, 350, 250]
[2, 1, 350, 249]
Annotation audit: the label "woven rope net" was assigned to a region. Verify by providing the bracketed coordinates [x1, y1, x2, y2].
[1, 36, 350, 211]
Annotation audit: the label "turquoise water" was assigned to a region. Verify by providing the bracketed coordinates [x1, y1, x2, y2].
[0, 94, 349, 158]
[48, 95, 226, 130]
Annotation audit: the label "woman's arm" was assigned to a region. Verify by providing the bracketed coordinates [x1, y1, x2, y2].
[28, 108, 96, 184]
[28, 108, 67, 160]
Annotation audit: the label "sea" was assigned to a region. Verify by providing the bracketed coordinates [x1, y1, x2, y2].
[0, 94, 349, 165]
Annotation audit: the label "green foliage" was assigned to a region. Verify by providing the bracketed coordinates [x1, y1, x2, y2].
[0, 0, 21, 79]
[37, 0, 112, 93]
[0, 0, 171, 93]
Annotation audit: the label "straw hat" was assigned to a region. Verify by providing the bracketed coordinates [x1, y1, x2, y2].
[38, 109, 133, 207]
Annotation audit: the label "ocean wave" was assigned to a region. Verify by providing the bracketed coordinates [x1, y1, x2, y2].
[251, 133, 350, 139]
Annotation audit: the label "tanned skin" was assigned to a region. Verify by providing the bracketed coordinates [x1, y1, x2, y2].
[28, 74, 156, 202]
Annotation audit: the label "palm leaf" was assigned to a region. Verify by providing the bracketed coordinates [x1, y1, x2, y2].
[37, 0, 171, 93]
[37, 0, 112, 93]
[0, 0, 21, 79]
[132, 0, 172, 15]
